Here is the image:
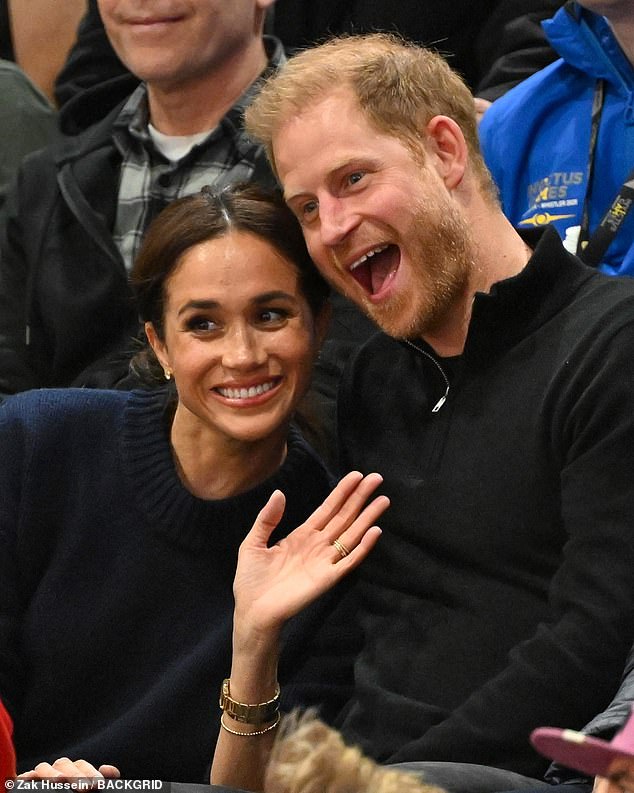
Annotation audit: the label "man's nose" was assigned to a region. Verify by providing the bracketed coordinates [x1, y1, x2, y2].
[318, 196, 359, 247]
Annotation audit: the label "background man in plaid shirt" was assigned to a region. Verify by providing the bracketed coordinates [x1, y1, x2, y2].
[0, 0, 283, 398]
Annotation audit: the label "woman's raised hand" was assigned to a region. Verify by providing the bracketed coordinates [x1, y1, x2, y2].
[233, 471, 389, 636]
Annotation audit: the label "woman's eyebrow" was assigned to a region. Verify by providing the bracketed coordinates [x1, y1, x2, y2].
[251, 291, 297, 305]
[177, 299, 220, 316]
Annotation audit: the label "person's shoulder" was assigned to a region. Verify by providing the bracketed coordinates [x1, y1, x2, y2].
[577, 270, 634, 317]
[0, 387, 130, 426]
[552, 266, 634, 361]
[18, 95, 124, 175]
[480, 56, 567, 135]
[0, 58, 45, 97]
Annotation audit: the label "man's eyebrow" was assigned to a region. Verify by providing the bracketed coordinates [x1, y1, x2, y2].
[284, 188, 312, 205]
[284, 157, 382, 204]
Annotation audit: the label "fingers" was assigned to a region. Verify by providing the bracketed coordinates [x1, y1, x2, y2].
[245, 489, 286, 547]
[329, 490, 389, 564]
[20, 757, 106, 781]
[305, 471, 384, 536]
[321, 473, 386, 542]
[98, 765, 121, 779]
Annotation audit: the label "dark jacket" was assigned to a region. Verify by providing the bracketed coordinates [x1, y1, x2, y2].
[0, 99, 276, 398]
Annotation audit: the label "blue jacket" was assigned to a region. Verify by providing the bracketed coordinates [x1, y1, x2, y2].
[479, 3, 634, 276]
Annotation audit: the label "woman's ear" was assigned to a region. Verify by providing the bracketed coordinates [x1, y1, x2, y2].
[145, 322, 170, 373]
[424, 115, 468, 191]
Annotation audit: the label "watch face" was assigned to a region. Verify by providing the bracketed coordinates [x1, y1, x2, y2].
[531, 709, 634, 779]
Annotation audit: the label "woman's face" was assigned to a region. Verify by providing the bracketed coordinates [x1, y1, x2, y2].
[148, 230, 326, 448]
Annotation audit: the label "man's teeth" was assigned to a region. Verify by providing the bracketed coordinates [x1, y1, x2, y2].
[217, 381, 277, 399]
[350, 244, 389, 271]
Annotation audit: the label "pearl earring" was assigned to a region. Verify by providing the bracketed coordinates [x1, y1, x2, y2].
[164, 368, 172, 381]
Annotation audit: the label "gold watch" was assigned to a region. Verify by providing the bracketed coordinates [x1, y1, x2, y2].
[219, 678, 280, 725]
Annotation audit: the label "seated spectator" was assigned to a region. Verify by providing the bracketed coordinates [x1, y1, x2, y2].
[245, 30, 634, 791]
[526, 644, 634, 793]
[54, 0, 564, 135]
[0, 0, 374, 462]
[0, 0, 283, 400]
[480, 0, 634, 275]
[0, 59, 59, 212]
[0, 183, 388, 782]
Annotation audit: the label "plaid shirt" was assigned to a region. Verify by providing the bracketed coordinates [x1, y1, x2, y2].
[111, 36, 284, 271]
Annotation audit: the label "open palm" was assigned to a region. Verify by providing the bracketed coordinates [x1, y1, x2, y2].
[233, 471, 389, 632]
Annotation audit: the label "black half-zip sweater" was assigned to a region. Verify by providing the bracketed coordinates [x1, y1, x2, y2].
[334, 227, 634, 777]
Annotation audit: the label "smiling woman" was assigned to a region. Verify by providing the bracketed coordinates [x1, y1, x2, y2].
[131, 185, 331, 498]
[0, 184, 389, 786]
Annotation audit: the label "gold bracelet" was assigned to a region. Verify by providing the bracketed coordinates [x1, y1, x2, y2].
[219, 678, 280, 725]
[220, 712, 281, 736]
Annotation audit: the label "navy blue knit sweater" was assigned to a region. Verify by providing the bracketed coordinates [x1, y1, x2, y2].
[0, 388, 352, 781]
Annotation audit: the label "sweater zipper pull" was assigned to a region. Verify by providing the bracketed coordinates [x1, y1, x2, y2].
[432, 393, 448, 413]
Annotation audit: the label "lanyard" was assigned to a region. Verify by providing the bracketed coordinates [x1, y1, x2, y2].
[578, 79, 634, 267]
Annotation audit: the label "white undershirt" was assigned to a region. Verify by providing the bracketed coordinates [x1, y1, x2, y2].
[147, 123, 214, 163]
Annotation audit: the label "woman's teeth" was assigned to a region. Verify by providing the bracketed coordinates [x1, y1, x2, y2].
[217, 381, 277, 400]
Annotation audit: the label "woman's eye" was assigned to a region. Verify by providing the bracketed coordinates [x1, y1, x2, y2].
[348, 171, 364, 186]
[258, 309, 288, 325]
[186, 317, 219, 333]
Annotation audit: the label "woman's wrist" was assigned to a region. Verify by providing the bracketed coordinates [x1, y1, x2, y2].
[228, 617, 281, 704]
[231, 606, 282, 655]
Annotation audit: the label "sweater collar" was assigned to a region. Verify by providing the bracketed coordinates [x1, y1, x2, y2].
[121, 388, 325, 553]
[463, 226, 597, 361]
[400, 227, 597, 365]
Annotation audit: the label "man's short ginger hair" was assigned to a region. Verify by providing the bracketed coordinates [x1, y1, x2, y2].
[246, 32, 497, 202]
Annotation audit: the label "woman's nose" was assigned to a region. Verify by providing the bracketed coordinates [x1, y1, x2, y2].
[221, 324, 266, 370]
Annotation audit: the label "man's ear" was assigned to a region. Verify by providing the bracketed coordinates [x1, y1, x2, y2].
[145, 322, 170, 373]
[424, 115, 468, 191]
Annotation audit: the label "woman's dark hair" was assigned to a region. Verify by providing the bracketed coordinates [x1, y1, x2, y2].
[131, 183, 329, 342]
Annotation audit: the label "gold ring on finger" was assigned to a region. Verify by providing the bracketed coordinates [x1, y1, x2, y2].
[332, 538, 350, 559]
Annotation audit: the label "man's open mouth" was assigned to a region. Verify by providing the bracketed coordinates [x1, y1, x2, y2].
[349, 244, 399, 296]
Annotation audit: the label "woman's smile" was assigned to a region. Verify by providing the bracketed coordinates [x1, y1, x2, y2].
[149, 230, 323, 449]
[212, 376, 283, 404]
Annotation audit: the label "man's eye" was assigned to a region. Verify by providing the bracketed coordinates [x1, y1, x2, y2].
[302, 200, 318, 218]
[348, 171, 365, 185]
